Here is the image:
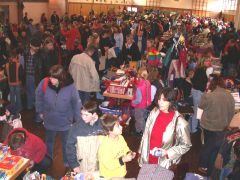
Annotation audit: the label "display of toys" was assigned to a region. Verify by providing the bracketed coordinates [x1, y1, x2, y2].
[0, 143, 10, 161]
[0, 170, 7, 179]
[0, 155, 24, 175]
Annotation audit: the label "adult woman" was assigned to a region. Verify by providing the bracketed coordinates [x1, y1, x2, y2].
[35, 65, 81, 167]
[138, 87, 192, 169]
[112, 24, 123, 56]
[87, 33, 100, 73]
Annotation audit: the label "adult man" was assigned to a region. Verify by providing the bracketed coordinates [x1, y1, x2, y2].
[24, 38, 43, 110]
[69, 45, 100, 104]
[50, 11, 60, 26]
[66, 101, 103, 173]
[198, 76, 235, 176]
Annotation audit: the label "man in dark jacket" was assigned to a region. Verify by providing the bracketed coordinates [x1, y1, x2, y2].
[121, 34, 141, 65]
[24, 38, 43, 110]
[51, 11, 60, 26]
[41, 37, 59, 77]
[66, 100, 103, 173]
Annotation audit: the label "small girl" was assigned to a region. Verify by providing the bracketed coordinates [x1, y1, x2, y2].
[131, 67, 152, 135]
[98, 115, 136, 178]
[0, 104, 22, 142]
[146, 39, 161, 67]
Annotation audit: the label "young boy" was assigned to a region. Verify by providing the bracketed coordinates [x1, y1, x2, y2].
[98, 114, 136, 178]
[66, 100, 103, 173]
[5, 49, 24, 113]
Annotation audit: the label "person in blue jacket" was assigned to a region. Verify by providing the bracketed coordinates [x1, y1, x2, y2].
[35, 64, 81, 168]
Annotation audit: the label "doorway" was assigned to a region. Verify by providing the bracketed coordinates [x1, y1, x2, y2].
[0, 5, 9, 24]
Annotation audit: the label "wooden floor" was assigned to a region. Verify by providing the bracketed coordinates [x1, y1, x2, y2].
[20, 109, 202, 179]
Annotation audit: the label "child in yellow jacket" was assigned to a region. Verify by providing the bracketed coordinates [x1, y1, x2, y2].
[98, 115, 136, 178]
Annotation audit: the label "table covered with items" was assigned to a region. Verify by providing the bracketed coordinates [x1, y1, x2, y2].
[0, 143, 30, 180]
[99, 68, 137, 126]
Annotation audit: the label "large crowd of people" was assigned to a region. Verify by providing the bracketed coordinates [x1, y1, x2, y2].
[0, 8, 240, 179]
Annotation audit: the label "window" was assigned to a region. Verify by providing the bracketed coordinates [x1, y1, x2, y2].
[223, 0, 237, 11]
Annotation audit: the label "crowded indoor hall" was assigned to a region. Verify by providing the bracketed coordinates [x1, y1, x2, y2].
[0, 0, 239, 179]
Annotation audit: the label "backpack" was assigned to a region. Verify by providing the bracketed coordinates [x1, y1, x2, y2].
[43, 77, 49, 93]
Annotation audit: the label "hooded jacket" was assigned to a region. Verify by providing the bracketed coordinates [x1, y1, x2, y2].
[66, 119, 103, 172]
[35, 73, 81, 131]
[4, 128, 47, 163]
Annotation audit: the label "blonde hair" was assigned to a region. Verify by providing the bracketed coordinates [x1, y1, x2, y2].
[138, 67, 148, 80]
[87, 33, 99, 46]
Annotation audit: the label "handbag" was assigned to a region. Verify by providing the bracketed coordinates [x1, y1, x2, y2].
[169, 115, 189, 180]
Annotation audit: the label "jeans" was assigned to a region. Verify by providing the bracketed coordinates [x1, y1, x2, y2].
[9, 85, 22, 112]
[134, 108, 147, 133]
[45, 129, 69, 167]
[32, 153, 52, 174]
[199, 129, 225, 176]
[26, 74, 35, 109]
[191, 88, 203, 133]
[220, 167, 232, 180]
[78, 90, 90, 105]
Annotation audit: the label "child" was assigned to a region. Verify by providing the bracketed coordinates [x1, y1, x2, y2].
[66, 100, 103, 173]
[98, 114, 136, 178]
[4, 128, 51, 174]
[146, 39, 161, 67]
[0, 104, 22, 142]
[5, 49, 24, 113]
[131, 67, 151, 135]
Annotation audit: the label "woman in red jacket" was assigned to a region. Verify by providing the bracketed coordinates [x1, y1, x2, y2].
[4, 128, 52, 173]
[61, 21, 81, 50]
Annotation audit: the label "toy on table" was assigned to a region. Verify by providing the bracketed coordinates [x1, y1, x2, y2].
[0, 155, 24, 175]
[0, 143, 10, 161]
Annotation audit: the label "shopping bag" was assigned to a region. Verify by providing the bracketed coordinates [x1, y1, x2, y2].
[137, 164, 174, 180]
[184, 172, 209, 180]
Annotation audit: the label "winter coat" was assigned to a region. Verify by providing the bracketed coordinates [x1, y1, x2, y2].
[121, 42, 141, 64]
[35, 75, 81, 131]
[66, 119, 103, 172]
[41, 49, 59, 77]
[132, 79, 151, 109]
[4, 128, 47, 164]
[24, 50, 44, 86]
[69, 52, 100, 92]
[138, 109, 192, 169]
[61, 28, 81, 50]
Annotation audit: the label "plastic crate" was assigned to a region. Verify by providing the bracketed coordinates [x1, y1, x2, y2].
[99, 105, 122, 116]
[107, 84, 128, 95]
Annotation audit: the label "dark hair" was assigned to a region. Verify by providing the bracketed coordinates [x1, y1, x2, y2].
[8, 131, 26, 150]
[234, 139, 240, 159]
[9, 49, 18, 59]
[101, 114, 118, 134]
[208, 75, 226, 91]
[155, 87, 176, 111]
[44, 37, 54, 46]
[49, 65, 68, 87]
[81, 100, 101, 116]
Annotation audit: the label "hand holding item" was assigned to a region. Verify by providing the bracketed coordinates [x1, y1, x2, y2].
[122, 151, 136, 162]
[150, 147, 167, 157]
